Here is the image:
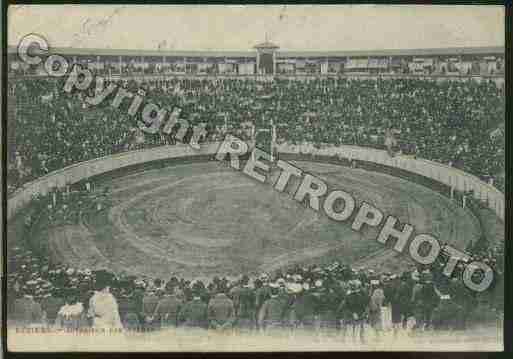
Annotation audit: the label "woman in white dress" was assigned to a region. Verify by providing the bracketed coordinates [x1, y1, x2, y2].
[87, 271, 123, 330]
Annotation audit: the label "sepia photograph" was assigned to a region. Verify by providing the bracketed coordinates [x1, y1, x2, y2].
[3, 4, 506, 352]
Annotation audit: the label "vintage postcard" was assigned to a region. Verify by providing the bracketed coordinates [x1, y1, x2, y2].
[4, 4, 505, 352]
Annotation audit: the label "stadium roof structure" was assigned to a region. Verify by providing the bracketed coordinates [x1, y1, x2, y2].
[277, 46, 504, 58]
[7, 45, 503, 58]
[7, 46, 255, 58]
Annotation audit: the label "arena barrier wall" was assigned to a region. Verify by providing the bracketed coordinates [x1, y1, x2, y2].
[6, 143, 223, 221]
[276, 143, 504, 221]
[8, 142, 504, 222]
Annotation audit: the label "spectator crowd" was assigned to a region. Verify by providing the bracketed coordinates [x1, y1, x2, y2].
[8, 236, 503, 340]
[7, 75, 504, 339]
[8, 76, 504, 194]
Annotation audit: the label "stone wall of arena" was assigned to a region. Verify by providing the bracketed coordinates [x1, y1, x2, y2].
[7, 142, 504, 222]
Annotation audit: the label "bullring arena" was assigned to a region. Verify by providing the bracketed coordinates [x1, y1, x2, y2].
[7, 143, 505, 351]
[7, 143, 502, 281]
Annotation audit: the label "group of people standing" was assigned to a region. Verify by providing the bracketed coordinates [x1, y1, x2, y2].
[11, 266, 477, 343]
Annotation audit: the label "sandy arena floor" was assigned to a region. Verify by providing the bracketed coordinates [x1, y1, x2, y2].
[43, 160, 481, 279]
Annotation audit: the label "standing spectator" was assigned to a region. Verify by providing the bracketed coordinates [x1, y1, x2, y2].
[153, 286, 183, 329]
[339, 280, 368, 343]
[412, 271, 440, 331]
[232, 275, 256, 331]
[431, 294, 464, 330]
[13, 286, 44, 327]
[207, 289, 235, 331]
[368, 280, 385, 338]
[87, 271, 123, 330]
[317, 280, 340, 334]
[397, 273, 413, 330]
[386, 274, 404, 337]
[40, 288, 64, 326]
[254, 276, 271, 328]
[448, 277, 476, 329]
[141, 286, 160, 330]
[258, 284, 287, 334]
[178, 287, 208, 329]
[291, 282, 319, 332]
[119, 292, 141, 331]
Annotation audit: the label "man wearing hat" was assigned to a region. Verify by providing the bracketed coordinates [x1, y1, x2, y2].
[317, 279, 341, 335]
[13, 285, 44, 327]
[178, 284, 208, 329]
[275, 278, 294, 323]
[258, 284, 287, 334]
[77, 277, 94, 314]
[153, 286, 183, 329]
[232, 275, 256, 331]
[40, 288, 64, 327]
[396, 272, 414, 330]
[385, 274, 403, 336]
[431, 294, 464, 331]
[118, 292, 141, 331]
[254, 276, 271, 328]
[412, 270, 439, 331]
[142, 284, 160, 331]
[207, 287, 235, 331]
[291, 281, 319, 332]
[115, 278, 135, 324]
[165, 276, 180, 293]
[338, 280, 368, 343]
[448, 277, 476, 329]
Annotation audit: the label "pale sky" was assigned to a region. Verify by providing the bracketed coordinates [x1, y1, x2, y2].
[8, 5, 505, 51]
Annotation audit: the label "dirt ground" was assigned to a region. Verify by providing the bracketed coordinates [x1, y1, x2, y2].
[42, 160, 483, 279]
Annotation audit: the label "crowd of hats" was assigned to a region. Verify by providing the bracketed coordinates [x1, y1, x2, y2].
[7, 222, 504, 323]
[8, 76, 504, 195]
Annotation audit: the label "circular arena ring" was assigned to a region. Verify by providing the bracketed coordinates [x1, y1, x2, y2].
[7, 143, 504, 280]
